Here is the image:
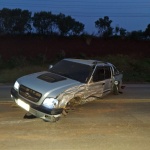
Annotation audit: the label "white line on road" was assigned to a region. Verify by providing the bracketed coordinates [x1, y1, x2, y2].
[0, 119, 37, 125]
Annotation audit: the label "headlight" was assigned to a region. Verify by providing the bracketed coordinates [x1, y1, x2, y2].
[14, 81, 20, 90]
[114, 81, 119, 85]
[42, 98, 58, 109]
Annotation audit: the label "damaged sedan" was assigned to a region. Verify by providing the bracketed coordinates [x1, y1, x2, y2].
[11, 58, 123, 122]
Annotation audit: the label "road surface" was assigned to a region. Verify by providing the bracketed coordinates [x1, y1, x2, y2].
[0, 84, 150, 150]
[0, 84, 12, 101]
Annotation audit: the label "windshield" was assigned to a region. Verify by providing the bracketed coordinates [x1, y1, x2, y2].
[49, 60, 93, 83]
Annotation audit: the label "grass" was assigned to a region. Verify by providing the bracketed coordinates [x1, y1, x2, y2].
[0, 65, 48, 83]
[101, 55, 150, 83]
[0, 55, 150, 83]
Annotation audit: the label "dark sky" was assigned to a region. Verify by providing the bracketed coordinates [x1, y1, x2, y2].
[0, 0, 150, 34]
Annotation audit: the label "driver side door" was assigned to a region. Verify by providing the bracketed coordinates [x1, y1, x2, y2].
[84, 66, 105, 98]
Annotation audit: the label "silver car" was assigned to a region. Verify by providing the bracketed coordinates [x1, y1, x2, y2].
[11, 58, 123, 122]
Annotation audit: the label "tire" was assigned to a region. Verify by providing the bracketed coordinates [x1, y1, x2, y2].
[43, 115, 60, 122]
[23, 112, 37, 119]
[50, 116, 60, 122]
[66, 97, 81, 110]
[113, 84, 119, 95]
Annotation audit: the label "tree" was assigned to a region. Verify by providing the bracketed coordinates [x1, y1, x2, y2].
[114, 26, 120, 36]
[0, 8, 13, 34]
[119, 28, 126, 37]
[127, 30, 143, 40]
[71, 21, 84, 36]
[95, 16, 113, 37]
[56, 13, 84, 36]
[0, 8, 31, 34]
[103, 27, 113, 37]
[0, 11, 4, 35]
[56, 13, 74, 36]
[144, 24, 150, 37]
[32, 11, 56, 34]
[11, 9, 32, 34]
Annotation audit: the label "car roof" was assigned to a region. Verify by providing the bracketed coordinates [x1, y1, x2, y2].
[64, 58, 112, 66]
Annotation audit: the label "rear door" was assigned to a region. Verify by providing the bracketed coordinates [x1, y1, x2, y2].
[85, 65, 112, 98]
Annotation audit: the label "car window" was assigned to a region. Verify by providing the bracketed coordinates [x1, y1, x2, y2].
[112, 65, 120, 75]
[93, 66, 111, 82]
[93, 67, 105, 82]
[105, 66, 111, 79]
[49, 60, 93, 83]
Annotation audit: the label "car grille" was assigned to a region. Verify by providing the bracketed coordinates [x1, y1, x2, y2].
[19, 85, 42, 102]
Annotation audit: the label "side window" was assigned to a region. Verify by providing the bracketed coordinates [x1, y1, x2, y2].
[105, 67, 111, 79]
[93, 67, 105, 82]
[112, 65, 120, 75]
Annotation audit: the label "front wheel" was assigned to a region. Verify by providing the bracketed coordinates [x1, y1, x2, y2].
[66, 97, 81, 110]
[43, 115, 60, 122]
[113, 84, 119, 95]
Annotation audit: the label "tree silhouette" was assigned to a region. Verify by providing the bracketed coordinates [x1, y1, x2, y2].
[144, 24, 150, 37]
[56, 13, 84, 36]
[0, 8, 31, 34]
[0, 8, 150, 39]
[32, 11, 57, 35]
[95, 16, 113, 37]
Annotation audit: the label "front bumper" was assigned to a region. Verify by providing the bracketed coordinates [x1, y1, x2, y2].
[11, 88, 63, 120]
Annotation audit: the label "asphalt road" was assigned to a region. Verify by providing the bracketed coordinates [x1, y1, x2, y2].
[0, 84, 150, 150]
[0, 84, 12, 101]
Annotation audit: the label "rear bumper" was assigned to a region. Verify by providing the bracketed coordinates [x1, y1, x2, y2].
[11, 88, 63, 119]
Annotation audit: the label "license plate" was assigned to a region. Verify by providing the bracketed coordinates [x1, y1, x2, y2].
[17, 99, 30, 111]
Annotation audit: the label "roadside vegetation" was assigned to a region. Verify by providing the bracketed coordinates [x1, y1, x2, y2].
[0, 55, 149, 83]
[101, 55, 150, 83]
[0, 8, 150, 84]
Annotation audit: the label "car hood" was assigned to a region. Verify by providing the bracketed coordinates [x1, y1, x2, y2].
[17, 71, 82, 100]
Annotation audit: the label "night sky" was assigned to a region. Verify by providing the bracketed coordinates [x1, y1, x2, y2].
[0, 0, 150, 34]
